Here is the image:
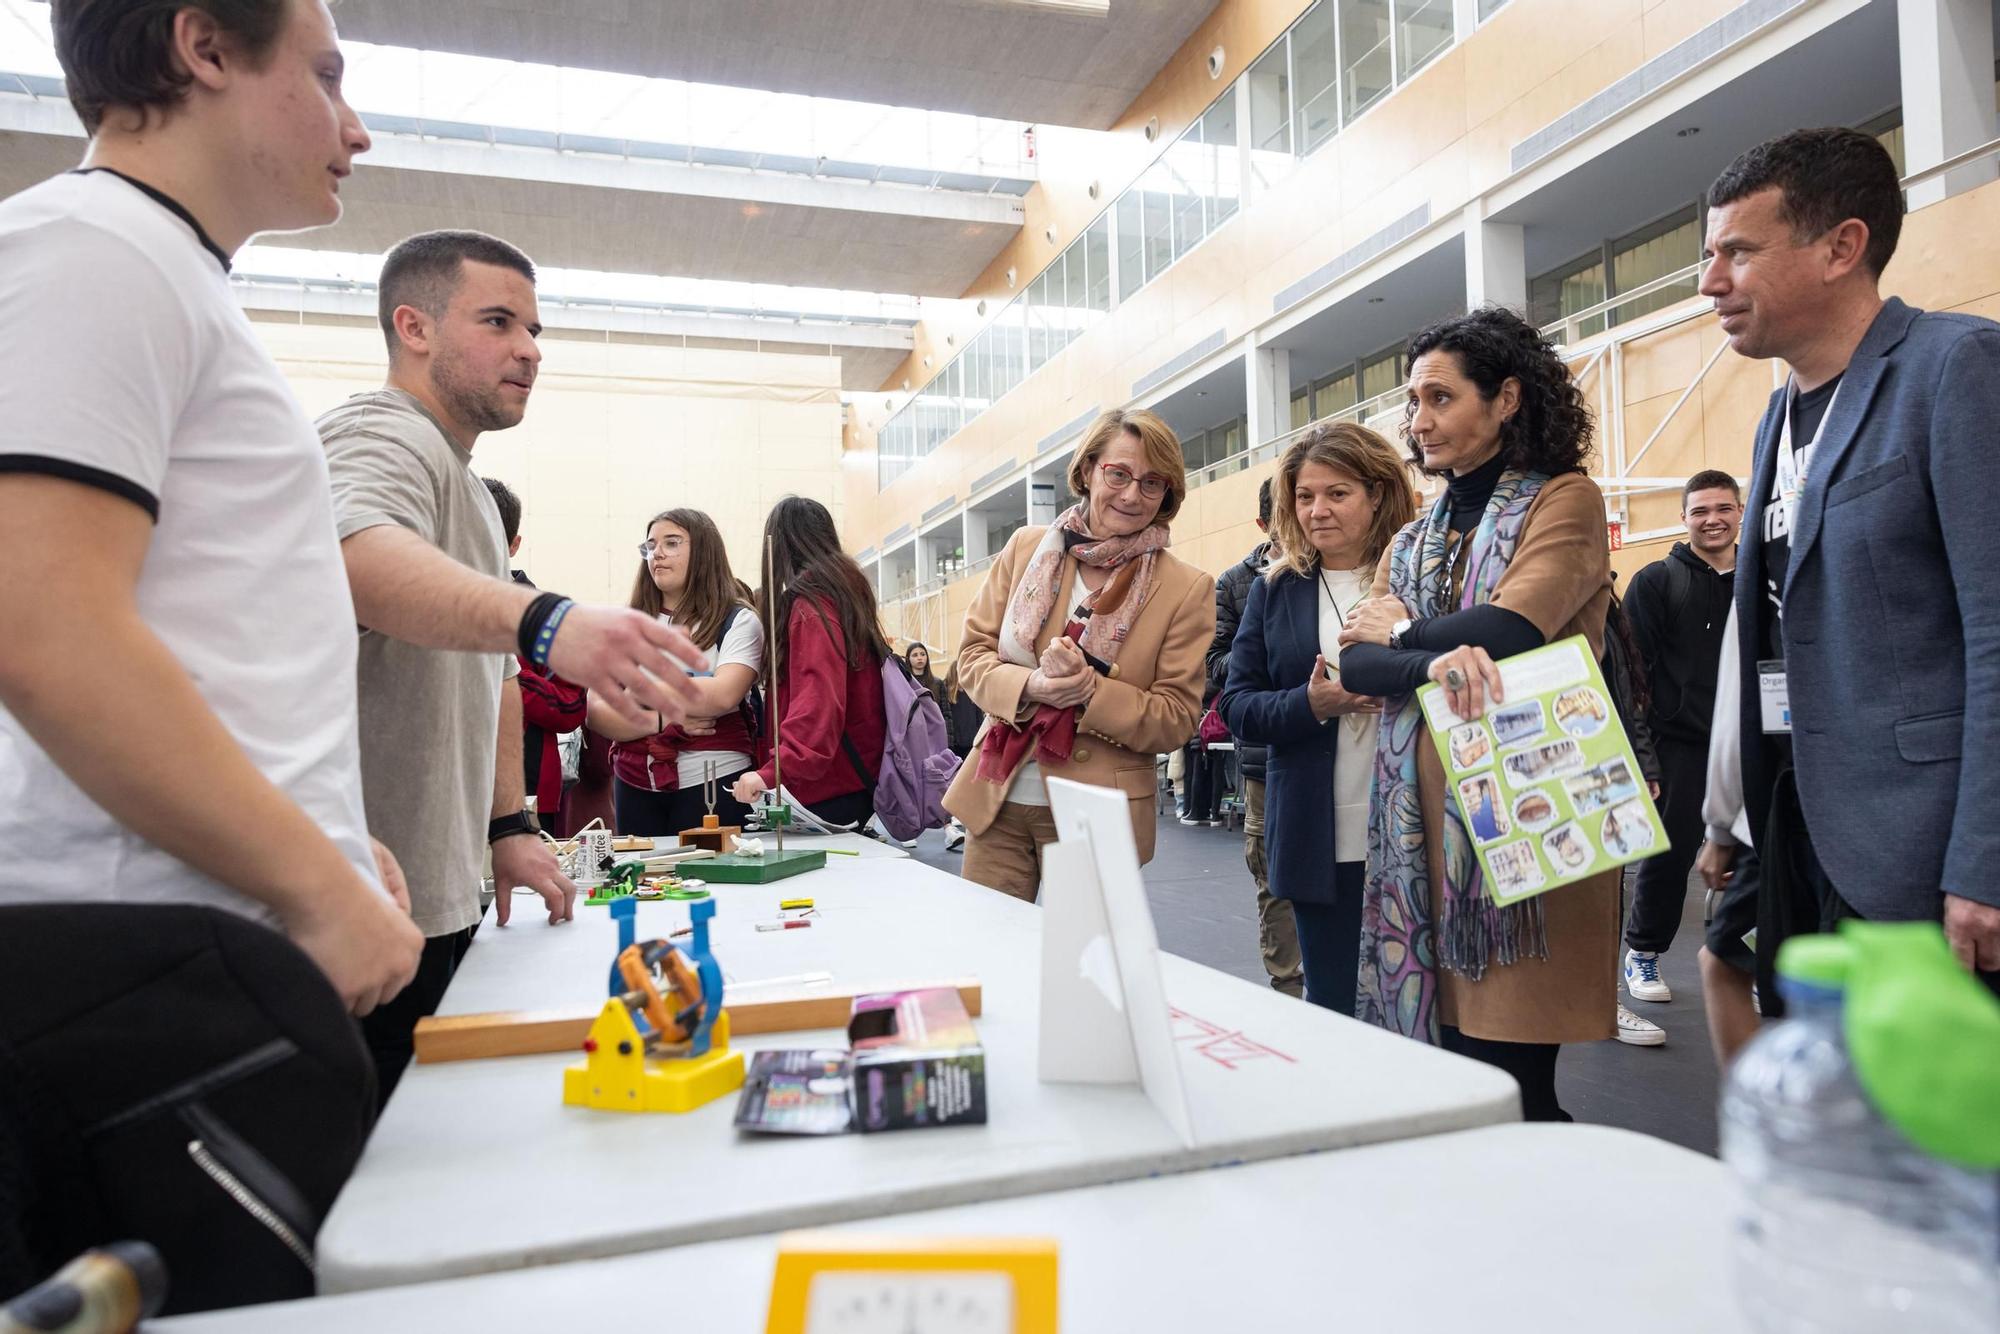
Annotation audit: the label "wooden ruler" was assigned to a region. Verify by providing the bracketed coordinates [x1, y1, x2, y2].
[413, 978, 983, 1064]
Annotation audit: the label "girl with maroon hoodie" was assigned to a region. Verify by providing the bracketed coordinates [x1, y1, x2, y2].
[729, 497, 888, 829]
[589, 508, 762, 836]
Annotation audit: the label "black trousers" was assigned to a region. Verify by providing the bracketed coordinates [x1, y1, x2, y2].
[1441, 1027, 1570, 1123]
[1624, 735, 1709, 953]
[359, 924, 475, 1111]
[613, 770, 753, 839]
[0, 905, 375, 1314]
[1290, 862, 1366, 1017]
[1185, 743, 1223, 822]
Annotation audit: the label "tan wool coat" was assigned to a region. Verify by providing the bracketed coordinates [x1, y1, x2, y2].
[943, 526, 1216, 864]
[1371, 472, 1620, 1045]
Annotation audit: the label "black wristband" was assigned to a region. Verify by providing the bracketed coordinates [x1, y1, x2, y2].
[517, 591, 573, 667]
[487, 811, 538, 844]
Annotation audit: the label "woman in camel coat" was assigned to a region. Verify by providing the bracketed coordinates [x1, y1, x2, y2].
[944, 409, 1215, 902]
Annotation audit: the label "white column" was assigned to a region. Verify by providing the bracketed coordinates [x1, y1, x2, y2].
[1899, 0, 1999, 207]
[1243, 336, 1292, 448]
[963, 509, 993, 564]
[1452, 0, 1480, 44]
[1463, 202, 1528, 314]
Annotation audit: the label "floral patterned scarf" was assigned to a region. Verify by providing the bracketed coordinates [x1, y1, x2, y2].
[1357, 469, 1550, 1043]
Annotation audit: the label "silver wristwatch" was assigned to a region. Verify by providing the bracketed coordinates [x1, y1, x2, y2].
[1389, 617, 1414, 649]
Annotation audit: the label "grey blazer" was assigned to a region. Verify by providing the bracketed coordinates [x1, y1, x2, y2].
[1733, 296, 2000, 918]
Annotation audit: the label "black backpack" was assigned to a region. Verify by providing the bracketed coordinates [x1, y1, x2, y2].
[0, 904, 376, 1315]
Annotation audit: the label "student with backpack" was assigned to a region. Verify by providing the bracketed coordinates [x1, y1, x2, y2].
[591, 509, 762, 835]
[733, 498, 959, 836]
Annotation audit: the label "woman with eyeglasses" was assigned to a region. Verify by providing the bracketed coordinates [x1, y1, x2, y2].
[943, 409, 1215, 902]
[587, 508, 761, 837]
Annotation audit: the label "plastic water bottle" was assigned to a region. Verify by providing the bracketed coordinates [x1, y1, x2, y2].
[1721, 936, 2000, 1333]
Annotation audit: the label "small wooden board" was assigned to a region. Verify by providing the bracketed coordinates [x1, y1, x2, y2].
[697, 849, 826, 884]
[611, 836, 654, 852]
[414, 978, 983, 1064]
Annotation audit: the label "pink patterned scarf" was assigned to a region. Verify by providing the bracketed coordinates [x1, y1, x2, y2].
[975, 504, 1169, 783]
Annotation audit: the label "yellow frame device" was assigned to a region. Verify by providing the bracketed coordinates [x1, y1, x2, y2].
[764, 1233, 1059, 1333]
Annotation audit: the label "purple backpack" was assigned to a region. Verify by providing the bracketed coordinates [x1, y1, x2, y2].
[846, 656, 962, 841]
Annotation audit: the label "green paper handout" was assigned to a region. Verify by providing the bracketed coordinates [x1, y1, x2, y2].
[1417, 635, 1669, 906]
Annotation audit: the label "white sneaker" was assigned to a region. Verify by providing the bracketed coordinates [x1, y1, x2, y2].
[944, 822, 965, 852]
[1623, 948, 1672, 1003]
[1616, 1004, 1666, 1046]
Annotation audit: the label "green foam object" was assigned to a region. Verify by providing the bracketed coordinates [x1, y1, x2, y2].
[696, 849, 826, 884]
[1836, 921, 2000, 1170]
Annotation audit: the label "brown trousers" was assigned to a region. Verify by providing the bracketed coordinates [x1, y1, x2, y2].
[961, 800, 1062, 902]
[1244, 780, 1304, 996]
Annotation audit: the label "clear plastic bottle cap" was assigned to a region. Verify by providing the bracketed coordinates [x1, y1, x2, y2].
[1775, 933, 1852, 989]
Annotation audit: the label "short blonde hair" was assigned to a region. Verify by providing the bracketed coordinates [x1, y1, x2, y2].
[1066, 409, 1187, 525]
[1265, 422, 1417, 582]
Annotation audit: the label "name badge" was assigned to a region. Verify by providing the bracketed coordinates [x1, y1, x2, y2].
[1757, 659, 1791, 734]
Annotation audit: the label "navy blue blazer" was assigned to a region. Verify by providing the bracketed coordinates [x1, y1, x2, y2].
[1217, 569, 1363, 905]
[1734, 296, 2000, 917]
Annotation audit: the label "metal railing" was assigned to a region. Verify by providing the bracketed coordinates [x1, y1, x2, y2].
[1540, 262, 1703, 349]
[1900, 134, 2000, 196]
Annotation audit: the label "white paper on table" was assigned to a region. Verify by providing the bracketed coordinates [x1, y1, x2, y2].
[1042, 777, 1196, 1148]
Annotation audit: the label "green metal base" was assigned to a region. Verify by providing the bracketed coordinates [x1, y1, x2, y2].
[696, 849, 827, 884]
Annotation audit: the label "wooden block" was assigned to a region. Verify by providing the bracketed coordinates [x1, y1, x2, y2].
[611, 836, 655, 852]
[414, 979, 983, 1064]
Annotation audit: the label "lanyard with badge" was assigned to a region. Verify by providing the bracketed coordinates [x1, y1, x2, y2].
[1759, 375, 1840, 734]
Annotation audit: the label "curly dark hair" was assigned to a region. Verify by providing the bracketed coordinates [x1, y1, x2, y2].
[1401, 306, 1594, 477]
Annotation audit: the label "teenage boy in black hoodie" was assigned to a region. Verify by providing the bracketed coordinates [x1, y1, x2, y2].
[1619, 470, 1743, 1005]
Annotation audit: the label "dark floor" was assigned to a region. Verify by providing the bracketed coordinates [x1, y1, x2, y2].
[910, 805, 1723, 1157]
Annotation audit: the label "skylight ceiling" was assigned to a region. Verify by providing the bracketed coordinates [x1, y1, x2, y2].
[0, 1, 1034, 295]
[316, 0, 1222, 130]
[1, 1, 1036, 181]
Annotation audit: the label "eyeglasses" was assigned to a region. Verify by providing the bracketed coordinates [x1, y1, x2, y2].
[638, 537, 687, 558]
[1096, 463, 1171, 500]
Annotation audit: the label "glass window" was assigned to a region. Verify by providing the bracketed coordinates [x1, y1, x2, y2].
[1215, 420, 1243, 464]
[1025, 272, 1050, 371]
[1084, 214, 1112, 312]
[998, 310, 1025, 397]
[1142, 173, 1174, 281]
[1290, 388, 1310, 430]
[1313, 370, 1358, 419]
[1610, 206, 1701, 324]
[1292, 2, 1340, 156]
[1182, 427, 1210, 474]
[1359, 347, 1404, 402]
[1116, 190, 1145, 302]
[1248, 38, 1293, 192]
[942, 360, 962, 437]
[1478, 0, 1509, 19]
[1340, 0, 1394, 125]
[1064, 234, 1090, 341]
[1202, 96, 1240, 228]
[1395, 0, 1454, 81]
[1528, 254, 1607, 336]
[1169, 124, 1207, 260]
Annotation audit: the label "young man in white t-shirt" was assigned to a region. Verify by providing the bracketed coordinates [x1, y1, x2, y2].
[0, 0, 420, 1309]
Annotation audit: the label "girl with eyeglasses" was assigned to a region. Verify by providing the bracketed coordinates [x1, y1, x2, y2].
[587, 508, 761, 837]
[943, 409, 1215, 902]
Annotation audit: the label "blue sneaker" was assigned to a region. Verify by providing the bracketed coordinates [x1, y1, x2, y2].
[1623, 948, 1671, 1003]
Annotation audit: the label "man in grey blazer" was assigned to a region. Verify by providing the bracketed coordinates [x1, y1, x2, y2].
[1695, 127, 2000, 1043]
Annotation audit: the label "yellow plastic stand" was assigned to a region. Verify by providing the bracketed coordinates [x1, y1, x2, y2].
[562, 1000, 745, 1114]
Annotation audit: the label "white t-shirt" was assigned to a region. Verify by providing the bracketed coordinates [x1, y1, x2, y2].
[0, 170, 382, 924]
[664, 607, 765, 789]
[1317, 566, 1378, 862]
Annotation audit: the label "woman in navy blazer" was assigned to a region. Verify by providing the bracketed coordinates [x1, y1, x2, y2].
[1219, 425, 1414, 1013]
